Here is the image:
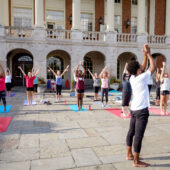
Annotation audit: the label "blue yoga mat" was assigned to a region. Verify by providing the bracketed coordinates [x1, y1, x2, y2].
[10, 93, 16, 97]
[98, 92, 113, 96]
[70, 92, 75, 97]
[0, 105, 11, 113]
[69, 105, 87, 112]
[109, 90, 122, 93]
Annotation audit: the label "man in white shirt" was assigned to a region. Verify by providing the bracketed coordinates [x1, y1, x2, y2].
[126, 44, 155, 167]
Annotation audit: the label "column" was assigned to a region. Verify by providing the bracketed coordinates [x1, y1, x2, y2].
[35, 0, 44, 27]
[137, 0, 146, 34]
[107, 0, 114, 32]
[72, 0, 81, 30]
[166, 0, 170, 36]
[0, 0, 9, 26]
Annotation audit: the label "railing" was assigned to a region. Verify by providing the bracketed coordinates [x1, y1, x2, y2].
[117, 33, 137, 43]
[5, 26, 33, 38]
[147, 35, 166, 44]
[82, 31, 106, 41]
[46, 29, 71, 40]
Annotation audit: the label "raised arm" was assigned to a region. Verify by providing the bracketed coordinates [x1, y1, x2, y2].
[34, 68, 42, 76]
[48, 66, 57, 77]
[61, 65, 69, 77]
[165, 65, 170, 78]
[80, 62, 85, 76]
[88, 69, 94, 79]
[156, 68, 160, 82]
[6, 67, 11, 74]
[0, 64, 5, 77]
[123, 63, 128, 74]
[160, 64, 165, 82]
[141, 46, 148, 71]
[18, 66, 26, 76]
[99, 67, 106, 79]
[146, 46, 155, 75]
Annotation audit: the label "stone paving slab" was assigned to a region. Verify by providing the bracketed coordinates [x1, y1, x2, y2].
[71, 148, 101, 167]
[31, 156, 75, 170]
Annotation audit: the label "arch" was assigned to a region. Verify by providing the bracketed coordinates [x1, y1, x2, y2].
[6, 48, 33, 86]
[117, 52, 137, 79]
[83, 51, 105, 88]
[46, 50, 71, 88]
[152, 53, 166, 69]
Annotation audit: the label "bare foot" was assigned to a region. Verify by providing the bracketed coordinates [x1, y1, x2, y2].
[126, 155, 134, 160]
[133, 161, 149, 167]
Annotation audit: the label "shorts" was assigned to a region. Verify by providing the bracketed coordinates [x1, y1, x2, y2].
[56, 85, 62, 95]
[161, 90, 169, 96]
[122, 92, 131, 106]
[6, 83, 12, 91]
[76, 89, 84, 94]
[33, 84, 38, 92]
[94, 86, 100, 93]
[0, 90, 6, 105]
[27, 87, 34, 91]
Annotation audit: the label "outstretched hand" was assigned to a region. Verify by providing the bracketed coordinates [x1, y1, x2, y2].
[18, 66, 21, 69]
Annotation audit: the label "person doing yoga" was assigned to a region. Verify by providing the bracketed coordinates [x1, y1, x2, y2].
[155, 68, 161, 106]
[126, 44, 155, 167]
[5, 68, 12, 96]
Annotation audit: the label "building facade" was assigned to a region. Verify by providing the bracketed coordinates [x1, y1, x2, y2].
[0, 0, 170, 87]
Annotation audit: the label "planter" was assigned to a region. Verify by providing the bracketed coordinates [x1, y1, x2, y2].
[110, 83, 119, 90]
[38, 84, 46, 93]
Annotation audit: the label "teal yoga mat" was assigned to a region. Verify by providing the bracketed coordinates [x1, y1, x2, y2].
[69, 105, 87, 112]
[0, 105, 11, 113]
[109, 90, 122, 93]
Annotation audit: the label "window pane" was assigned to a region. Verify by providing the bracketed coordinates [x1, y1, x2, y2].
[84, 56, 93, 79]
[81, 13, 93, 31]
[46, 10, 64, 21]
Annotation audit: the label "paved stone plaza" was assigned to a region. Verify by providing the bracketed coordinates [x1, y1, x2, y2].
[0, 89, 170, 170]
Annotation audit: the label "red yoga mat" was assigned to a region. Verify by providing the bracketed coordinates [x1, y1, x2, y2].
[105, 108, 131, 118]
[149, 107, 170, 116]
[0, 117, 12, 133]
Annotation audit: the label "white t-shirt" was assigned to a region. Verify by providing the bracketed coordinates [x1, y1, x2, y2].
[5, 75, 11, 83]
[160, 78, 170, 91]
[130, 70, 151, 111]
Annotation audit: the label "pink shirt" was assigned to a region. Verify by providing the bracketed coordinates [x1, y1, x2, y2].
[101, 78, 109, 88]
[0, 77, 6, 91]
[24, 76, 35, 88]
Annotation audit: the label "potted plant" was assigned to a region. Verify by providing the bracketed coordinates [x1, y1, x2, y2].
[109, 76, 120, 90]
[38, 77, 46, 93]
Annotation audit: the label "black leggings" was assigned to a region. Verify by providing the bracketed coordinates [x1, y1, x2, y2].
[101, 88, 108, 103]
[148, 85, 152, 94]
[156, 87, 160, 100]
[56, 85, 62, 95]
[0, 90, 6, 105]
[126, 108, 149, 153]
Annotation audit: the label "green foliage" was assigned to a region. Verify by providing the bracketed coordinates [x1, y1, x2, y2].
[109, 76, 121, 84]
[38, 77, 46, 84]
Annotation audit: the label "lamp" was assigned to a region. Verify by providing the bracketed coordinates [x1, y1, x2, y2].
[126, 19, 130, 28]
[69, 14, 72, 25]
[98, 16, 103, 25]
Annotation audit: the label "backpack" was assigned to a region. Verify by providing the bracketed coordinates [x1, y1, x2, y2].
[76, 78, 85, 90]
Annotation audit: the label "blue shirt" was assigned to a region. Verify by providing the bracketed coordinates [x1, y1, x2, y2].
[34, 77, 38, 85]
[56, 76, 62, 85]
[122, 73, 132, 93]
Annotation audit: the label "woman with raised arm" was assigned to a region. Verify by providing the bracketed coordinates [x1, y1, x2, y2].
[121, 63, 132, 117]
[99, 66, 110, 107]
[88, 69, 100, 101]
[5, 67, 12, 96]
[0, 64, 6, 111]
[126, 44, 155, 167]
[75, 62, 85, 110]
[160, 62, 170, 115]
[18, 66, 38, 105]
[48, 65, 69, 102]
[155, 68, 161, 106]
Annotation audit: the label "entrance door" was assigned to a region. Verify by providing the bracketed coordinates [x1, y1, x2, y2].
[12, 54, 33, 86]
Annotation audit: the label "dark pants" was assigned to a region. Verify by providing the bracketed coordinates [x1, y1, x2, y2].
[0, 90, 6, 105]
[101, 88, 108, 103]
[156, 87, 160, 100]
[148, 85, 152, 94]
[56, 85, 62, 95]
[126, 107, 149, 153]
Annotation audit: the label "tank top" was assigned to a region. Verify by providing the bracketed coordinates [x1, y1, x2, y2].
[101, 78, 109, 88]
[93, 78, 100, 87]
[56, 76, 62, 85]
[5, 75, 11, 83]
[161, 78, 170, 91]
[76, 77, 85, 90]
[0, 77, 5, 91]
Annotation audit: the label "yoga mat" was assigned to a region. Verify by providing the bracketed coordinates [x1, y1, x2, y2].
[105, 108, 131, 118]
[69, 105, 87, 112]
[24, 100, 36, 106]
[0, 117, 12, 132]
[109, 90, 122, 94]
[98, 92, 113, 96]
[70, 92, 75, 97]
[0, 105, 11, 113]
[10, 93, 16, 97]
[149, 107, 170, 116]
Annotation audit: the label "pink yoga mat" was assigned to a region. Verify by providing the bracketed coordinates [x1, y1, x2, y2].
[0, 117, 12, 132]
[105, 108, 131, 118]
[149, 107, 170, 116]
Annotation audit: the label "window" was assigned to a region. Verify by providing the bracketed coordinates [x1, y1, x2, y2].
[131, 17, 137, 34]
[115, 0, 121, 3]
[47, 57, 64, 80]
[13, 8, 32, 27]
[18, 56, 32, 62]
[84, 56, 93, 79]
[132, 0, 138, 5]
[81, 13, 93, 31]
[114, 16, 122, 33]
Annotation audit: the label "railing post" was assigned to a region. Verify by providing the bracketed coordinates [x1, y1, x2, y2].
[166, 36, 170, 45]
[137, 34, 147, 44]
[106, 32, 117, 43]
